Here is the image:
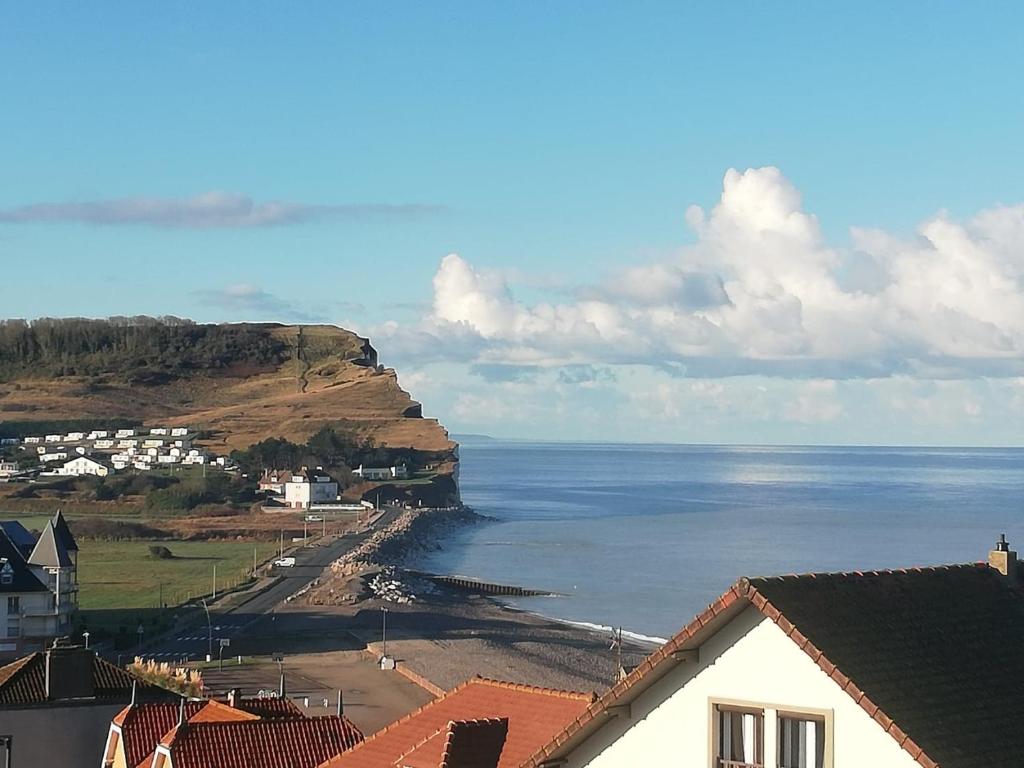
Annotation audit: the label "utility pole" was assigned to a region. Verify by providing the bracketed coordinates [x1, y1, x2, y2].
[322, 516, 326, 539]
[303, 518, 308, 545]
[253, 546, 257, 576]
[212, 564, 217, 600]
[381, 607, 388, 658]
[279, 530, 284, 559]
[202, 598, 213, 662]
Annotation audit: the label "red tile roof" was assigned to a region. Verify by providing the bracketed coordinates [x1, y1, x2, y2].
[114, 701, 207, 768]
[528, 562, 1024, 768]
[113, 697, 306, 768]
[321, 678, 593, 768]
[400, 718, 509, 768]
[160, 716, 364, 768]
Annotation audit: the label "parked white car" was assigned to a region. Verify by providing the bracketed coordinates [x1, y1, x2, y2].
[273, 557, 296, 567]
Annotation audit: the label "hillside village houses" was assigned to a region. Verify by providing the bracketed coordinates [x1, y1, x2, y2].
[1, 424, 221, 476]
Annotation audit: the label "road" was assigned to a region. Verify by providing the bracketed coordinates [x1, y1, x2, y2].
[142, 508, 401, 663]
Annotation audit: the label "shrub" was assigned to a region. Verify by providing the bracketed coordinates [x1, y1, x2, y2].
[147, 545, 173, 559]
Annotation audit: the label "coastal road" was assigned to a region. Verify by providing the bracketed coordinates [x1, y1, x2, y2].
[141, 508, 401, 663]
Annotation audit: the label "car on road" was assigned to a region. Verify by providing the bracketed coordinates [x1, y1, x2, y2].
[273, 557, 296, 567]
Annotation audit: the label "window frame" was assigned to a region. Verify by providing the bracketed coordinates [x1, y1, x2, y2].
[709, 698, 833, 768]
[710, 700, 765, 768]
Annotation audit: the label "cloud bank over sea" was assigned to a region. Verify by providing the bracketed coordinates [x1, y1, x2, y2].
[373, 167, 1024, 443]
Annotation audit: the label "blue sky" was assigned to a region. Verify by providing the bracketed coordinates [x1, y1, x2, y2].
[2, 3, 1023, 444]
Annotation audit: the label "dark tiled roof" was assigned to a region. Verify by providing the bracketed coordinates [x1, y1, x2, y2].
[162, 716, 364, 768]
[323, 678, 593, 768]
[234, 695, 304, 719]
[0, 650, 159, 706]
[529, 563, 1024, 768]
[0, 529, 47, 593]
[28, 521, 73, 568]
[748, 564, 1024, 768]
[0, 521, 37, 559]
[52, 509, 79, 552]
[398, 718, 509, 768]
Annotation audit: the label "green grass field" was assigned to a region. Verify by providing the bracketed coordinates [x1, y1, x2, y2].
[77, 539, 280, 610]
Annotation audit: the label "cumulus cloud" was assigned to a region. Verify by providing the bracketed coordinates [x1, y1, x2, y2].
[194, 284, 325, 322]
[0, 191, 442, 228]
[383, 167, 1024, 380]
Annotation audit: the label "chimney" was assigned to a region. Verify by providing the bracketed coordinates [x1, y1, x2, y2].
[45, 645, 95, 700]
[988, 533, 1018, 582]
[227, 688, 241, 708]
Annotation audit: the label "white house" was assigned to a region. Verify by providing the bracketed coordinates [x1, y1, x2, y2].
[94, 439, 115, 449]
[24, 436, 41, 444]
[115, 429, 135, 438]
[526, 538, 1024, 768]
[64, 432, 85, 442]
[150, 428, 168, 436]
[58, 456, 112, 477]
[283, 468, 339, 509]
[40, 452, 68, 463]
[352, 464, 409, 481]
[0, 461, 19, 477]
[88, 430, 109, 439]
[171, 427, 189, 437]
[45, 434, 62, 443]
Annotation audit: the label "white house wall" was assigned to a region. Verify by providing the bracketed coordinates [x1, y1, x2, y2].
[565, 606, 919, 768]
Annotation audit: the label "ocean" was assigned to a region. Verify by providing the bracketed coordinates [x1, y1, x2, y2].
[416, 441, 1024, 640]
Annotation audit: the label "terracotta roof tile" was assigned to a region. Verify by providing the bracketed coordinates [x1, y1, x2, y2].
[396, 718, 508, 768]
[322, 678, 592, 768]
[162, 716, 363, 768]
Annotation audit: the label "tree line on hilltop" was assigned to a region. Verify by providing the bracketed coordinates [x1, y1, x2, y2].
[0, 316, 288, 381]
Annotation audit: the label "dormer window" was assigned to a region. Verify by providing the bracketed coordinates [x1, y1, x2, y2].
[0, 560, 13, 585]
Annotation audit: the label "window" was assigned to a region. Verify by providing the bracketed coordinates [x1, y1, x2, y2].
[778, 714, 825, 768]
[6, 596, 18, 613]
[715, 704, 764, 768]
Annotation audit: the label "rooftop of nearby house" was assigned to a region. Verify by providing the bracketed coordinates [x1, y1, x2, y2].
[112, 696, 305, 768]
[397, 717, 510, 768]
[158, 715, 363, 768]
[321, 677, 595, 768]
[0, 646, 169, 707]
[528, 539, 1024, 768]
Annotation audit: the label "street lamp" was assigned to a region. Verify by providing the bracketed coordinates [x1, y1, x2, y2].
[381, 607, 388, 658]
[201, 598, 213, 662]
[82, 630, 90, 649]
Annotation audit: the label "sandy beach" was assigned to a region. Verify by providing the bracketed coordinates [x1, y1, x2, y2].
[296, 507, 661, 694]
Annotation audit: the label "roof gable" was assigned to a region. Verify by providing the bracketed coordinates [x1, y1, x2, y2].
[322, 678, 593, 768]
[0, 521, 37, 559]
[528, 563, 1024, 768]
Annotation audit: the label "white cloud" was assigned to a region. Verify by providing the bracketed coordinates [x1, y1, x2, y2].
[0, 192, 442, 228]
[392, 167, 1024, 380]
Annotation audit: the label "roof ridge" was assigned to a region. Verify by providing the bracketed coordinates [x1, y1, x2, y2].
[473, 676, 596, 701]
[745, 561, 987, 582]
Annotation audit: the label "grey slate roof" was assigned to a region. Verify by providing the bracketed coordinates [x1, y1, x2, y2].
[0, 521, 36, 559]
[28, 522, 73, 568]
[0, 530, 47, 593]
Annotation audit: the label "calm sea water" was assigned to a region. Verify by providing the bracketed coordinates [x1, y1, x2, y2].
[417, 441, 1024, 639]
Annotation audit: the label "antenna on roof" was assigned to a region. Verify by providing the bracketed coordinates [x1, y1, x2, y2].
[997, 533, 1010, 552]
[130, 679, 137, 707]
[337, 689, 343, 717]
[177, 697, 186, 728]
[609, 627, 624, 684]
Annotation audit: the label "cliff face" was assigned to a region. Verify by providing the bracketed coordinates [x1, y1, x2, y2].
[0, 321, 456, 459]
